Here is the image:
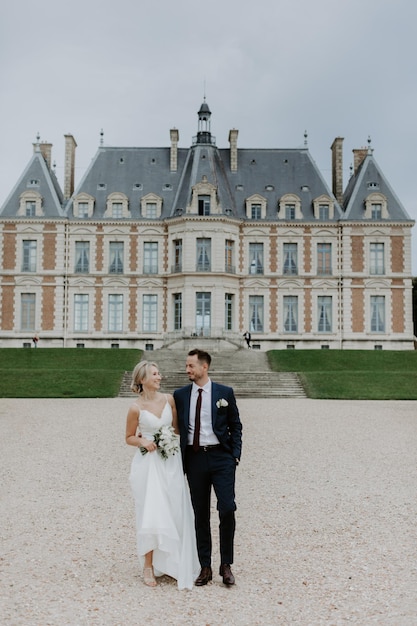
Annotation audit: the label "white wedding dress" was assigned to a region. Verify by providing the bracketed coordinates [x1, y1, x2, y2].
[129, 401, 200, 590]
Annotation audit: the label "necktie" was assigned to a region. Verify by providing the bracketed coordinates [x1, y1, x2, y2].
[193, 388, 203, 451]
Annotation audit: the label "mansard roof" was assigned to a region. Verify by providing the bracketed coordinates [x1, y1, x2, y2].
[342, 153, 412, 221]
[0, 149, 65, 218]
[66, 142, 342, 221]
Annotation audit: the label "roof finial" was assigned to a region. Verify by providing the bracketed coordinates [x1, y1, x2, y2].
[100, 128, 104, 146]
[35, 132, 41, 151]
[367, 135, 372, 154]
[304, 130, 308, 146]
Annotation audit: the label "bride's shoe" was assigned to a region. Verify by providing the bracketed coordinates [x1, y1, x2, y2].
[143, 566, 157, 587]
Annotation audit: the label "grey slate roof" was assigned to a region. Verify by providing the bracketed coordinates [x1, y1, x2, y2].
[65, 142, 343, 222]
[343, 154, 412, 221]
[0, 150, 65, 218]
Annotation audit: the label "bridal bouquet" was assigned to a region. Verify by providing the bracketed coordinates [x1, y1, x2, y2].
[140, 424, 180, 460]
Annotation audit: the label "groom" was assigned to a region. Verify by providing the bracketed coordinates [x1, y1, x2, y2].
[174, 348, 242, 586]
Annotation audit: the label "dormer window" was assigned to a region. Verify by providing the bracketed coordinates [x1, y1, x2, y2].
[319, 204, 329, 220]
[97, 183, 107, 190]
[367, 182, 380, 190]
[198, 195, 210, 215]
[141, 193, 162, 218]
[251, 204, 262, 219]
[28, 179, 39, 187]
[112, 203, 123, 218]
[189, 178, 219, 215]
[313, 195, 334, 220]
[371, 203, 382, 219]
[18, 191, 43, 217]
[364, 193, 388, 219]
[245, 194, 267, 219]
[146, 202, 157, 218]
[104, 192, 130, 219]
[285, 204, 295, 220]
[26, 201, 36, 217]
[265, 185, 274, 191]
[78, 202, 89, 218]
[73, 193, 95, 219]
[278, 194, 302, 220]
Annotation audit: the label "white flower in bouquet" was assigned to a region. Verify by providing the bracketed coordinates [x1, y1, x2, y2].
[216, 398, 228, 408]
[140, 424, 180, 460]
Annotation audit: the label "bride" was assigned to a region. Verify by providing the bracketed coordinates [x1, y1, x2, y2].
[125, 360, 199, 589]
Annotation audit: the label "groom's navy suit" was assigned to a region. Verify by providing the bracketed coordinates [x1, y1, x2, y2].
[174, 381, 242, 568]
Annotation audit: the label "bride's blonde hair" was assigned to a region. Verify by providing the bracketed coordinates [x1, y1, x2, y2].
[130, 360, 159, 393]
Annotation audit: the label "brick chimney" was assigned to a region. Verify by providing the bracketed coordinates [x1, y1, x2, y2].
[228, 128, 238, 172]
[331, 137, 344, 206]
[353, 148, 368, 175]
[170, 128, 179, 172]
[36, 142, 53, 169]
[64, 134, 77, 200]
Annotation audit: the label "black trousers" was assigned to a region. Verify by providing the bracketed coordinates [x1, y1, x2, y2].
[185, 446, 236, 567]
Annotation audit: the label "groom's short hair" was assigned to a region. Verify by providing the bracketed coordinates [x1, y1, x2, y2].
[188, 348, 211, 367]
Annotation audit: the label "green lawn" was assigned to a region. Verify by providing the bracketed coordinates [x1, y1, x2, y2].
[0, 348, 142, 398]
[2, 348, 417, 400]
[267, 350, 417, 399]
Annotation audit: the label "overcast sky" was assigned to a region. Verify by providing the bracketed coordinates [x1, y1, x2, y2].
[1, 0, 417, 272]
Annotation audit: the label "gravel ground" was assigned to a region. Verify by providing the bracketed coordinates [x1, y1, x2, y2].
[1, 397, 416, 626]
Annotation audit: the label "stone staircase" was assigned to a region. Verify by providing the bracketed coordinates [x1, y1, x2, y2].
[119, 346, 306, 399]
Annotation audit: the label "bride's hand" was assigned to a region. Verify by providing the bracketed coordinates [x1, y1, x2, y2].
[140, 437, 157, 452]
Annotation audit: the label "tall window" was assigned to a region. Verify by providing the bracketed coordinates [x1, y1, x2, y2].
[251, 204, 262, 219]
[225, 293, 233, 330]
[285, 204, 295, 220]
[173, 239, 182, 272]
[25, 201, 36, 217]
[108, 294, 123, 332]
[74, 294, 89, 332]
[196, 293, 211, 335]
[249, 243, 264, 274]
[319, 204, 329, 220]
[198, 195, 210, 216]
[21, 293, 35, 330]
[196, 238, 211, 271]
[283, 295, 298, 332]
[283, 243, 298, 275]
[318, 296, 332, 332]
[225, 240, 235, 273]
[143, 294, 157, 331]
[371, 295, 385, 332]
[143, 242, 158, 274]
[112, 202, 123, 219]
[173, 293, 182, 330]
[371, 203, 382, 219]
[249, 295, 264, 332]
[317, 243, 332, 275]
[22, 240, 37, 272]
[370, 243, 385, 275]
[146, 202, 157, 218]
[109, 242, 124, 274]
[75, 241, 90, 273]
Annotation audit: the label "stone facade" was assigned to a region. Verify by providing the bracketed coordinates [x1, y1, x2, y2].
[0, 102, 414, 349]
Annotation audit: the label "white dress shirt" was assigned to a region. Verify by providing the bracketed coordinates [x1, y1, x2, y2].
[188, 380, 220, 446]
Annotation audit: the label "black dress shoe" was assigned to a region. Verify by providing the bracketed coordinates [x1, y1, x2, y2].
[195, 566, 212, 586]
[219, 564, 235, 585]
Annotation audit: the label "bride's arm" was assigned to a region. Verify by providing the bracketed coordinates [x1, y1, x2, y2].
[125, 404, 157, 451]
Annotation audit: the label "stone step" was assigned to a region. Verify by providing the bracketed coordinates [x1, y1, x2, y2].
[119, 370, 306, 399]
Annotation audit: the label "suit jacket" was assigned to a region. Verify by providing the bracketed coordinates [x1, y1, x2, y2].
[174, 381, 242, 464]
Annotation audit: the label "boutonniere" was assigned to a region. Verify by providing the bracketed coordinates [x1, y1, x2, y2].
[216, 398, 228, 408]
